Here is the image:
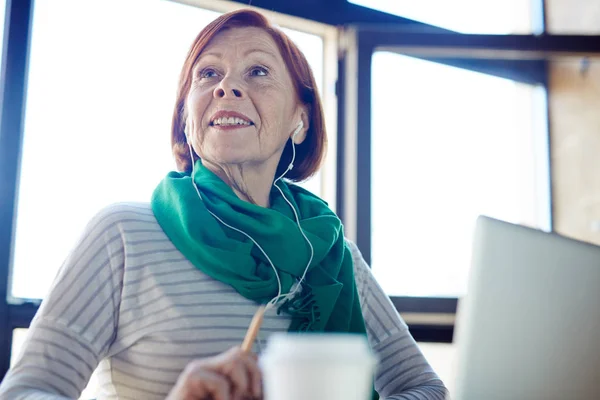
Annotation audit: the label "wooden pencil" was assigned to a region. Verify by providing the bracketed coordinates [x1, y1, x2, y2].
[241, 305, 266, 352]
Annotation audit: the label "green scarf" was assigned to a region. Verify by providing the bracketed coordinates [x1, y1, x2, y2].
[151, 161, 378, 398]
[151, 161, 367, 332]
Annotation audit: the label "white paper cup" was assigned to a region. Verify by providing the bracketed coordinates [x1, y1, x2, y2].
[260, 333, 378, 400]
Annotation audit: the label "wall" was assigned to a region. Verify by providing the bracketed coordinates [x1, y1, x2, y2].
[547, 0, 600, 245]
[549, 60, 600, 244]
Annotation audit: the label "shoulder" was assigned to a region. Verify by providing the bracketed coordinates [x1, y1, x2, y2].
[344, 238, 366, 267]
[344, 238, 362, 259]
[89, 201, 156, 224]
[344, 238, 369, 286]
[83, 202, 159, 238]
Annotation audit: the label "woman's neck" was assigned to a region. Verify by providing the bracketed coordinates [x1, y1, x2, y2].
[202, 161, 275, 208]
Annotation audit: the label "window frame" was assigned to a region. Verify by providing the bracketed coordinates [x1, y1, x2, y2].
[337, 25, 600, 342]
[0, 0, 35, 378]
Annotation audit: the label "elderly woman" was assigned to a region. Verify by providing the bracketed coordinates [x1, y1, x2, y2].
[0, 9, 448, 400]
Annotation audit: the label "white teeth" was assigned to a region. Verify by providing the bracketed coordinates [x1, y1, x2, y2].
[212, 116, 251, 126]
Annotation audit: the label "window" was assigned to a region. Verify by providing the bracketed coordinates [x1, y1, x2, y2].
[9, 329, 25, 368]
[340, 26, 552, 325]
[9, 0, 332, 301]
[370, 52, 551, 297]
[349, 0, 534, 33]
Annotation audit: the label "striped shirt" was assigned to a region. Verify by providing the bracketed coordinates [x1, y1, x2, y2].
[0, 203, 448, 400]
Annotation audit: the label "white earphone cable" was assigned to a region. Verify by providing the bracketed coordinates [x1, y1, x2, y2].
[186, 120, 312, 312]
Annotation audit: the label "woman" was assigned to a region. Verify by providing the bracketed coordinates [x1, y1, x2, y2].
[0, 9, 449, 400]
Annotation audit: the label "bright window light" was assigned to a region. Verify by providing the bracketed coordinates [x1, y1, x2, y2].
[371, 52, 550, 297]
[10, 0, 326, 300]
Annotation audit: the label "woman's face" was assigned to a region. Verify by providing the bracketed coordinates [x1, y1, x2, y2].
[185, 27, 306, 176]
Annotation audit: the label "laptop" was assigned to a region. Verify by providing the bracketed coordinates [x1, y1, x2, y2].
[452, 215, 600, 400]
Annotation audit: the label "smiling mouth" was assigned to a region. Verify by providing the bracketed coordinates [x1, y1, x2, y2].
[209, 117, 254, 127]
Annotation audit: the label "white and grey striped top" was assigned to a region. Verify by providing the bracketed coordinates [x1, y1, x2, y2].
[0, 203, 448, 400]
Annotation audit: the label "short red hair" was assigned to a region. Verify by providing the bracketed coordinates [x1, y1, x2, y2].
[171, 9, 327, 182]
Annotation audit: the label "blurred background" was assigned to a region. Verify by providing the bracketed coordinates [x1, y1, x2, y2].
[1, 0, 599, 396]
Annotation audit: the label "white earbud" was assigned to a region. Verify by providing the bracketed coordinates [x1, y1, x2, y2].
[292, 120, 303, 139]
[286, 121, 303, 172]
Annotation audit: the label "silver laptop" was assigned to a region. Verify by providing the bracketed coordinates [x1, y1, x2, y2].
[453, 215, 600, 400]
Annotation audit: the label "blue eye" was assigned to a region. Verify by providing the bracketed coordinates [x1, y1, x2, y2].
[199, 68, 218, 79]
[250, 66, 268, 77]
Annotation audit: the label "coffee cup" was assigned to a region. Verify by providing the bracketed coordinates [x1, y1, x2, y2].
[260, 333, 378, 400]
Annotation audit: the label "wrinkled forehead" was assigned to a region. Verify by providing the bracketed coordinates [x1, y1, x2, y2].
[199, 26, 283, 62]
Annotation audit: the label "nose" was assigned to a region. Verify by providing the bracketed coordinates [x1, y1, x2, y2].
[213, 76, 245, 99]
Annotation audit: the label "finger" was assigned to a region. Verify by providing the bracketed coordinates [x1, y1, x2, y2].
[218, 351, 252, 399]
[201, 348, 262, 399]
[202, 347, 240, 368]
[236, 350, 263, 399]
[229, 362, 252, 400]
[189, 369, 232, 400]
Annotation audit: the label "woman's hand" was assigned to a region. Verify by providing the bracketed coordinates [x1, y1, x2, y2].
[166, 347, 263, 400]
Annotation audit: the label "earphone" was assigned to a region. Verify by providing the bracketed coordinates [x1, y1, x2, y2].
[286, 120, 303, 172]
[292, 120, 303, 139]
[186, 120, 314, 312]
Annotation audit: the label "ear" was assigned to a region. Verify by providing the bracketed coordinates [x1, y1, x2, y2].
[291, 106, 310, 144]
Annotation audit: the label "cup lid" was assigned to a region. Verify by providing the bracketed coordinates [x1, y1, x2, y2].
[261, 333, 377, 363]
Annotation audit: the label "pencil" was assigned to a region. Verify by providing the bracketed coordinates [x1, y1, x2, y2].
[241, 305, 266, 352]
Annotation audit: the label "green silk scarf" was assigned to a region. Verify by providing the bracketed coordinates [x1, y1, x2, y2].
[151, 161, 378, 398]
